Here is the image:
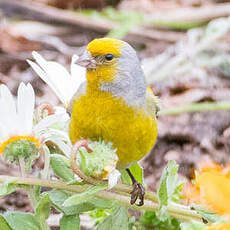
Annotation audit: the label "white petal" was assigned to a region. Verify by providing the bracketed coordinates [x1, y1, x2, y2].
[29, 52, 75, 105]
[44, 137, 71, 157]
[17, 83, 35, 134]
[33, 113, 70, 134]
[27, 59, 67, 105]
[0, 122, 9, 141]
[108, 169, 121, 189]
[70, 55, 86, 92]
[43, 128, 70, 142]
[39, 128, 71, 157]
[0, 85, 17, 133]
[54, 106, 69, 115]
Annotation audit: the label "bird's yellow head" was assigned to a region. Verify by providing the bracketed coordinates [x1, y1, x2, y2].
[76, 38, 146, 105]
[76, 38, 124, 83]
[87, 38, 123, 58]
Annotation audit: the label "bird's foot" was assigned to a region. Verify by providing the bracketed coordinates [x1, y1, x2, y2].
[130, 181, 145, 206]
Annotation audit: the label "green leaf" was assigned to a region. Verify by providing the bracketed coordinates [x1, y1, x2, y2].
[77, 7, 143, 39]
[35, 194, 51, 220]
[35, 194, 50, 230]
[192, 204, 226, 223]
[89, 197, 115, 209]
[4, 212, 42, 230]
[0, 179, 17, 197]
[97, 207, 129, 230]
[121, 163, 144, 185]
[139, 211, 181, 230]
[0, 215, 12, 230]
[48, 189, 95, 215]
[50, 154, 75, 182]
[157, 161, 183, 221]
[180, 221, 206, 230]
[34, 185, 41, 204]
[90, 209, 112, 226]
[63, 185, 107, 207]
[128, 216, 136, 230]
[60, 215, 80, 230]
[67, 179, 84, 185]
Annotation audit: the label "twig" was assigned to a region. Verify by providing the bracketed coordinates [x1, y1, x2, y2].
[158, 101, 230, 116]
[145, 3, 230, 24]
[0, 0, 184, 43]
[0, 175, 203, 223]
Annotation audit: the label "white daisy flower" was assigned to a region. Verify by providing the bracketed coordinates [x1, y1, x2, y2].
[0, 83, 71, 158]
[0, 83, 38, 155]
[27, 52, 86, 107]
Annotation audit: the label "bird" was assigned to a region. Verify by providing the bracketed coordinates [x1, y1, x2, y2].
[68, 38, 159, 206]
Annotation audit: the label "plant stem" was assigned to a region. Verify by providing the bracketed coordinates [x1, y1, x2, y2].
[19, 158, 26, 177]
[26, 186, 38, 210]
[0, 175, 202, 223]
[19, 158, 39, 216]
[41, 145, 50, 179]
[158, 101, 230, 116]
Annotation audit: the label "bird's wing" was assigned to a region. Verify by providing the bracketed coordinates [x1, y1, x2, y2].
[146, 87, 161, 116]
[67, 81, 87, 115]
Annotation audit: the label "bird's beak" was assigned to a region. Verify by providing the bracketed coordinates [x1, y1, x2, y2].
[75, 50, 97, 69]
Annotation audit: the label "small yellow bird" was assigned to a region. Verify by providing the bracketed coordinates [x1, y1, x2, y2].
[68, 38, 159, 206]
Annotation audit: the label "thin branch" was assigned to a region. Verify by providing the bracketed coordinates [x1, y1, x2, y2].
[0, 0, 184, 42]
[0, 175, 203, 223]
[158, 101, 230, 116]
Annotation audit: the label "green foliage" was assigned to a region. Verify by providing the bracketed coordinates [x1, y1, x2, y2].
[0, 179, 17, 197]
[139, 211, 181, 230]
[0, 215, 12, 230]
[90, 209, 112, 226]
[128, 216, 136, 230]
[89, 197, 115, 209]
[35, 194, 51, 230]
[50, 154, 75, 181]
[121, 163, 144, 185]
[192, 204, 226, 223]
[180, 221, 206, 230]
[63, 185, 107, 207]
[4, 212, 42, 230]
[96, 207, 129, 230]
[150, 20, 206, 30]
[60, 215, 80, 230]
[77, 7, 143, 39]
[47, 189, 96, 215]
[157, 161, 184, 221]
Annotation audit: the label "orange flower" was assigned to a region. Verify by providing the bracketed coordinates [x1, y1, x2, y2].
[208, 222, 230, 230]
[184, 162, 230, 217]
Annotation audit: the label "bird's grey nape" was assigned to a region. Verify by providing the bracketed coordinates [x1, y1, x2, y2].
[100, 43, 146, 107]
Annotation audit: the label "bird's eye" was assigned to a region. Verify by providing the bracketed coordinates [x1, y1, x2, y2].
[105, 54, 114, 61]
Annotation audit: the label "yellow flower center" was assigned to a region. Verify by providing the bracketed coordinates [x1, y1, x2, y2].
[0, 136, 40, 154]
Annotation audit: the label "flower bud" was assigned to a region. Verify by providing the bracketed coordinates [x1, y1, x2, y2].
[3, 139, 38, 163]
[71, 139, 120, 188]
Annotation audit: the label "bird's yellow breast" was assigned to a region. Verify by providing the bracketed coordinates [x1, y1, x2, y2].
[69, 84, 157, 169]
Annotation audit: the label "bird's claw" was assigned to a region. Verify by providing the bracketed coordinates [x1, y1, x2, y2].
[130, 181, 145, 206]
